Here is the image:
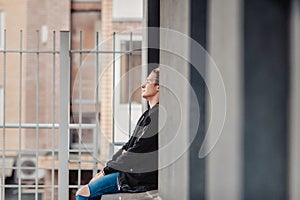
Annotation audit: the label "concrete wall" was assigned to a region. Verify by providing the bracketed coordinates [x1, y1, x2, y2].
[206, 0, 242, 199]
[159, 0, 190, 199]
[159, 0, 208, 199]
[289, 0, 300, 199]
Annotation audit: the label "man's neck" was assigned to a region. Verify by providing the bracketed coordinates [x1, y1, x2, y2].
[148, 96, 159, 109]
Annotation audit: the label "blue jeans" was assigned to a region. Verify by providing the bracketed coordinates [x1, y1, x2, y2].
[76, 172, 121, 200]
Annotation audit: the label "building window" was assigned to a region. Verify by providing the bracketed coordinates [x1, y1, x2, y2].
[113, 35, 143, 144]
[112, 0, 143, 21]
[70, 112, 97, 150]
[0, 11, 5, 49]
[119, 40, 142, 104]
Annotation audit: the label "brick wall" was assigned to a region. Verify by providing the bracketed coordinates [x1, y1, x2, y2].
[0, 0, 27, 150]
[24, 0, 70, 149]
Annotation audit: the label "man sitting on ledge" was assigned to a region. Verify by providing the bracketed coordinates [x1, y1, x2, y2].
[76, 68, 160, 200]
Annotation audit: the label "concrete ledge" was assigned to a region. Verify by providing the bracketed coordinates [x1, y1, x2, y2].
[101, 190, 159, 200]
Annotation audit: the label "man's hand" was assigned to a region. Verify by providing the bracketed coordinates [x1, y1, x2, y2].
[89, 171, 105, 183]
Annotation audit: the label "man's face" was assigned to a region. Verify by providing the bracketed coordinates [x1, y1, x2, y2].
[141, 72, 159, 100]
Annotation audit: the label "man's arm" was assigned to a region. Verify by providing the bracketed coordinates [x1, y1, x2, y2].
[102, 140, 131, 175]
[104, 111, 159, 173]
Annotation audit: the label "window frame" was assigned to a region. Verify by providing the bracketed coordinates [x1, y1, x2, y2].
[114, 34, 142, 106]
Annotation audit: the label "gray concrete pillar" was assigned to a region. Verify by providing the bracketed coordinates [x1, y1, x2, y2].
[159, 0, 190, 199]
[289, 0, 300, 199]
[159, 0, 207, 199]
[206, 0, 243, 199]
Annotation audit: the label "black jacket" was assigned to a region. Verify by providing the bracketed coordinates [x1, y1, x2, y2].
[103, 103, 159, 192]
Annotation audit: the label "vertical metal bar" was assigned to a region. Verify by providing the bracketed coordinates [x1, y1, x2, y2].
[51, 31, 56, 200]
[18, 30, 23, 200]
[78, 30, 83, 188]
[35, 30, 40, 200]
[94, 32, 99, 174]
[58, 31, 70, 200]
[1, 29, 6, 200]
[76, 30, 83, 188]
[112, 32, 116, 151]
[128, 32, 133, 138]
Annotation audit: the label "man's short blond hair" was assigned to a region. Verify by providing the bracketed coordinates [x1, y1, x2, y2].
[152, 68, 159, 84]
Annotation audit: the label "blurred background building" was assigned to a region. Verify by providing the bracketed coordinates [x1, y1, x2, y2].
[0, 0, 299, 200]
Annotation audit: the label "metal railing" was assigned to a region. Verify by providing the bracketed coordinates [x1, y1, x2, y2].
[0, 30, 142, 200]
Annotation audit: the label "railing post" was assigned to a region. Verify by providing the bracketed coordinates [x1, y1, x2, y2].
[59, 31, 70, 200]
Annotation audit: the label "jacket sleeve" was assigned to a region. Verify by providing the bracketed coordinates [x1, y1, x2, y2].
[104, 112, 158, 174]
[103, 141, 130, 175]
[105, 135, 158, 173]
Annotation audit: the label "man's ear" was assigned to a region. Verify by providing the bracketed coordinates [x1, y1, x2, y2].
[156, 85, 159, 91]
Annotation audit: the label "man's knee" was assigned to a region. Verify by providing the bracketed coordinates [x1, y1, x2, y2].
[76, 185, 90, 197]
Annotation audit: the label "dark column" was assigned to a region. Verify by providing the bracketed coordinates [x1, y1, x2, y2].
[147, 0, 159, 74]
[189, 0, 207, 199]
[243, 0, 290, 199]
